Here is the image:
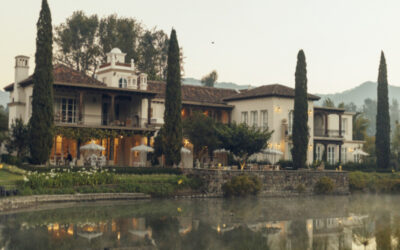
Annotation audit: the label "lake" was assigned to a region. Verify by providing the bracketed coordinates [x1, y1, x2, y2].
[0, 195, 398, 249]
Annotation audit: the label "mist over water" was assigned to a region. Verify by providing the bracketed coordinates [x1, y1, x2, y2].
[0, 195, 398, 249]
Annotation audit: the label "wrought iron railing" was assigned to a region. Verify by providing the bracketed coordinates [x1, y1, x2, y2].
[314, 129, 345, 138]
[54, 113, 150, 128]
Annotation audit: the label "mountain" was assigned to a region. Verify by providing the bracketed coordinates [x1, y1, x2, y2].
[0, 90, 8, 108]
[315, 81, 400, 107]
[183, 78, 252, 90]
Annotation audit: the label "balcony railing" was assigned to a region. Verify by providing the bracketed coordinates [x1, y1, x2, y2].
[314, 129, 345, 138]
[54, 113, 150, 129]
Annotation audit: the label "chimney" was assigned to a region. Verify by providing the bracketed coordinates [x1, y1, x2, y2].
[14, 55, 30, 102]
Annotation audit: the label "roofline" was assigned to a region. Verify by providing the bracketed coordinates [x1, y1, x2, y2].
[224, 94, 320, 102]
[53, 82, 158, 96]
[314, 106, 345, 113]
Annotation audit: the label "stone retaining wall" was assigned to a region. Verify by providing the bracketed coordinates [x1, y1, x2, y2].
[184, 169, 349, 197]
[0, 193, 150, 212]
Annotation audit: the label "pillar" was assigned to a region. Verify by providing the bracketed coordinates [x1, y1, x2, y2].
[323, 143, 328, 162]
[147, 97, 152, 125]
[339, 114, 342, 137]
[324, 113, 329, 136]
[110, 94, 116, 123]
[78, 91, 84, 123]
[339, 144, 342, 163]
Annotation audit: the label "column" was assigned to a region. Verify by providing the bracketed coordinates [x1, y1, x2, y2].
[323, 143, 328, 162]
[78, 91, 84, 123]
[339, 114, 342, 137]
[110, 94, 116, 124]
[147, 97, 152, 125]
[324, 113, 329, 136]
[339, 144, 342, 163]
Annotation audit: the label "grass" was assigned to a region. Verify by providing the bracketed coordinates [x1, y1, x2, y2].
[0, 167, 24, 188]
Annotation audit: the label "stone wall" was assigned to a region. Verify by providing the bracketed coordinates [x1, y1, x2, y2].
[184, 169, 349, 197]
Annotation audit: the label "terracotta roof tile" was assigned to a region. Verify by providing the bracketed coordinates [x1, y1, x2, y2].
[223, 84, 320, 101]
[147, 81, 238, 105]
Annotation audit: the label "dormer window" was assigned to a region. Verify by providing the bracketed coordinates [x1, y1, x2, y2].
[119, 78, 127, 88]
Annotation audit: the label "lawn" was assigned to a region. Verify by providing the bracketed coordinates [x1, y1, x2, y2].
[0, 168, 24, 188]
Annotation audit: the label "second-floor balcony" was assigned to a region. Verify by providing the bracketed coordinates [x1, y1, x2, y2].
[54, 113, 152, 130]
[314, 129, 345, 138]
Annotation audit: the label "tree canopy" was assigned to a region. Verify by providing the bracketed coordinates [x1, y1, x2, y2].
[201, 70, 218, 87]
[216, 123, 272, 170]
[55, 11, 172, 80]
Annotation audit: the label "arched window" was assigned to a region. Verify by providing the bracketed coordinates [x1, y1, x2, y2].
[119, 78, 127, 88]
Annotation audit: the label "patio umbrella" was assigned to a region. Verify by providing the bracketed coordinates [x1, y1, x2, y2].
[130, 144, 154, 152]
[352, 149, 369, 156]
[262, 148, 283, 165]
[77, 232, 103, 241]
[181, 147, 191, 154]
[214, 148, 230, 153]
[80, 142, 105, 151]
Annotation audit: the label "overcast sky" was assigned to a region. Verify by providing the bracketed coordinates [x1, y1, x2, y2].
[1, 0, 400, 94]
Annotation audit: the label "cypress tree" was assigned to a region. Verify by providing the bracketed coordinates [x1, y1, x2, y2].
[162, 29, 182, 167]
[376, 51, 391, 169]
[291, 50, 309, 169]
[29, 0, 54, 164]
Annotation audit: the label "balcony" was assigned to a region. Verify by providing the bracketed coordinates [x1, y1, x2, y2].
[314, 129, 345, 138]
[54, 113, 153, 130]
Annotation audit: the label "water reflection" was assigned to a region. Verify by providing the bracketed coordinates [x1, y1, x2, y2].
[0, 195, 400, 249]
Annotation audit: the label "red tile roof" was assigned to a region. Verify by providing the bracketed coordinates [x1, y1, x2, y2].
[147, 81, 237, 106]
[223, 84, 320, 101]
[4, 64, 105, 91]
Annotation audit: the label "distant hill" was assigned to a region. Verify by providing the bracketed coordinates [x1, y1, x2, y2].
[316, 81, 400, 107]
[183, 78, 252, 90]
[0, 90, 8, 108]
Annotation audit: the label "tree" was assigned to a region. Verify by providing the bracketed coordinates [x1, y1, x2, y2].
[0, 106, 8, 145]
[54, 11, 101, 75]
[183, 112, 220, 161]
[291, 50, 309, 169]
[353, 113, 369, 141]
[201, 70, 218, 87]
[6, 119, 29, 158]
[322, 98, 335, 107]
[98, 15, 142, 65]
[376, 51, 391, 169]
[162, 29, 182, 167]
[216, 123, 272, 170]
[29, 0, 54, 164]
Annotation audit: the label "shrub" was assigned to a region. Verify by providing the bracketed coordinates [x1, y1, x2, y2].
[1, 154, 22, 166]
[222, 175, 261, 197]
[277, 160, 293, 169]
[314, 176, 335, 194]
[296, 184, 306, 193]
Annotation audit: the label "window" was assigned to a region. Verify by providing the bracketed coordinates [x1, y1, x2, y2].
[119, 78, 127, 88]
[241, 112, 248, 124]
[342, 118, 348, 135]
[55, 97, 77, 123]
[261, 110, 268, 130]
[341, 147, 347, 163]
[316, 145, 322, 161]
[250, 111, 258, 127]
[288, 110, 294, 135]
[327, 145, 335, 165]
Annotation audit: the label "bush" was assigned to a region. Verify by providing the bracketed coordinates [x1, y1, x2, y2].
[222, 175, 261, 197]
[1, 154, 22, 166]
[314, 176, 335, 194]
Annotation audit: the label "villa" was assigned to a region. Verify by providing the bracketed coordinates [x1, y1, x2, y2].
[4, 48, 364, 166]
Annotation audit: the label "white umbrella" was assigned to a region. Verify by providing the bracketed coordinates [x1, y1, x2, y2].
[262, 148, 283, 165]
[352, 148, 369, 156]
[262, 148, 283, 155]
[80, 142, 105, 151]
[214, 148, 230, 153]
[131, 144, 154, 152]
[77, 232, 103, 241]
[181, 147, 191, 154]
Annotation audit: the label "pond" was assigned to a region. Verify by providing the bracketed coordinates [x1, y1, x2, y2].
[0, 195, 399, 249]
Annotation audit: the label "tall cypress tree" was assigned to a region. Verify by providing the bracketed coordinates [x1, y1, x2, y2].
[291, 50, 309, 169]
[162, 29, 182, 167]
[29, 0, 54, 164]
[376, 51, 390, 169]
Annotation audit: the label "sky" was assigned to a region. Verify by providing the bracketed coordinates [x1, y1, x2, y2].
[1, 0, 400, 94]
